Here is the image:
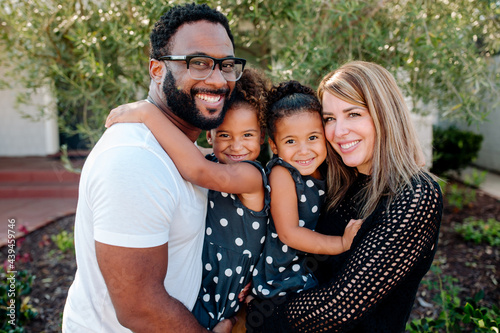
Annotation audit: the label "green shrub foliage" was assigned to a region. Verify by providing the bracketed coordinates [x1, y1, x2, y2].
[0, 268, 38, 332]
[432, 126, 483, 175]
[455, 217, 500, 247]
[407, 267, 500, 332]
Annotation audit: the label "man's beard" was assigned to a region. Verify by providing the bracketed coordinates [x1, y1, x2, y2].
[162, 70, 234, 130]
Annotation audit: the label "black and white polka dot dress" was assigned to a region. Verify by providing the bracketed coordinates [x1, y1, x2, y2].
[192, 155, 270, 329]
[252, 156, 326, 299]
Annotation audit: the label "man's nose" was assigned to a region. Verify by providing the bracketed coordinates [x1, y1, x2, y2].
[204, 63, 227, 89]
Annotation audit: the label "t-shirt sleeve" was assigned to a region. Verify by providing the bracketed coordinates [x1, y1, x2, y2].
[86, 146, 179, 248]
[262, 178, 443, 332]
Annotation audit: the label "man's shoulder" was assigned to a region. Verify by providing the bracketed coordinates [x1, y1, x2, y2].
[92, 124, 166, 156]
[85, 124, 178, 176]
[99, 123, 154, 147]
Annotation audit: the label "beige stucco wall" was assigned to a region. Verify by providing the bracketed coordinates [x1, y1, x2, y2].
[0, 64, 59, 157]
[468, 56, 500, 173]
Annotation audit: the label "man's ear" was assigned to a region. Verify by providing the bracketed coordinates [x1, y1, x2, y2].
[149, 59, 164, 84]
[206, 130, 214, 146]
[268, 137, 278, 155]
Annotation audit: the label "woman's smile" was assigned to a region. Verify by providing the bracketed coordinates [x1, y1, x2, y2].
[322, 92, 376, 175]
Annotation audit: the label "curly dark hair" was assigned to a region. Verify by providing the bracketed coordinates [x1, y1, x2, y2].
[231, 68, 271, 128]
[265, 80, 322, 141]
[149, 3, 234, 59]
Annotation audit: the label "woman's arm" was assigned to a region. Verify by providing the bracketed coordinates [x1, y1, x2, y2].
[267, 178, 443, 332]
[269, 166, 362, 255]
[105, 101, 263, 195]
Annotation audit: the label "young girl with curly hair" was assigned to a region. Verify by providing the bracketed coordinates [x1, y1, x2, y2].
[106, 68, 271, 330]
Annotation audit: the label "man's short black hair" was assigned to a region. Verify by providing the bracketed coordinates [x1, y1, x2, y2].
[149, 3, 234, 59]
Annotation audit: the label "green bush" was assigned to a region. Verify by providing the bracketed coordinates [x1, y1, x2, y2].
[407, 266, 500, 332]
[0, 268, 38, 332]
[432, 126, 483, 176]
[0, 0, 164, 147]
[439, 178, 478, 211]
[408, 297, 500, 333]
[51, 229, 75, 253]
[445, 183, 477, 211]
[455, 217, 500, 247]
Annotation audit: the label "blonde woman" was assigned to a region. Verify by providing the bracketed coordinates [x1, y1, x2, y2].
[248, 61, 443, 332]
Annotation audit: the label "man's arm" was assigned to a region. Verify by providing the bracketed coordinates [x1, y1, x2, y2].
[96, 241, 210, 332]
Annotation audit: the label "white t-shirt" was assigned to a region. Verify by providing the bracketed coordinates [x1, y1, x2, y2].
[63, 123, 207, 332]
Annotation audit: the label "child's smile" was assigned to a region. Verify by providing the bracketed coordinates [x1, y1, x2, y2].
[207, 104, 263, 165]
[269, 112, 327, 179]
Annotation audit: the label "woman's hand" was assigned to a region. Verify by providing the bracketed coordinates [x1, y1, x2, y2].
[341, 219, 363, 251]
[105, 100, 150, 128]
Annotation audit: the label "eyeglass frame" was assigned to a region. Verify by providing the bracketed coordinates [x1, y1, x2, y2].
[157, 55, 247, 81]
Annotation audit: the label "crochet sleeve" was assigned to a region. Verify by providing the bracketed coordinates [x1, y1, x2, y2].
[268, 179, 443, 332]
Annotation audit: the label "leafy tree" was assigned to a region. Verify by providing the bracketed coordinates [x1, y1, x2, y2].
[0, 0, 162, 147]
[215, 0, 500, 122]
[0, 0, 498, 148]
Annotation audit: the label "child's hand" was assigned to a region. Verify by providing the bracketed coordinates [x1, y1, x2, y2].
[212, 317, 237, 333]
[341, 219, 363, 251]
[238, 282, 251, 302]
[244, 294, 255, 305]
[105, 100, 150, 128]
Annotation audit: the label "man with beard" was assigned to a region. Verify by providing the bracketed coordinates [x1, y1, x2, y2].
[62, 4, 244, 333]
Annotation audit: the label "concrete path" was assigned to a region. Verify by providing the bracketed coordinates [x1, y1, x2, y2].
[0, 156, 82, 246]
[453, 166, 500, 200]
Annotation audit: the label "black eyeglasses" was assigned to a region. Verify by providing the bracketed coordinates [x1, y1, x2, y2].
[158, 55, 246, 81]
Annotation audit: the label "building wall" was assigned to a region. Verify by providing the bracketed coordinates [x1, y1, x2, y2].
[461, 109, 500, 173]
[404, 95, 436, 170]
[0, 65, 59, 157]
[438, 55, 500, 174]
[412, 112, 435, 169]
[468, 56, 500, 173]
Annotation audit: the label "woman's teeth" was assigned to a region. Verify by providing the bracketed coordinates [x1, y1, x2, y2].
[341, 140, 360, 149]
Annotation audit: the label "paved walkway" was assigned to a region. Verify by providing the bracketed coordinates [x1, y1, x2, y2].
[0, 156, 82, 247]
[1, 198, 77, 245]
[454, 166, 500, 200]
[0, 158, 499, 247]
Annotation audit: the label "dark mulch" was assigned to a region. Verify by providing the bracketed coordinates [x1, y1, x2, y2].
[1, 215, 76, 332]
[2, 180, 499, 332]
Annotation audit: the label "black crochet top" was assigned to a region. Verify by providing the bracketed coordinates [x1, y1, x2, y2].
[257, 173, 443, 332]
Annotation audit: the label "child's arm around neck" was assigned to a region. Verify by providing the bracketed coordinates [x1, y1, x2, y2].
[105, 100, 264, 196]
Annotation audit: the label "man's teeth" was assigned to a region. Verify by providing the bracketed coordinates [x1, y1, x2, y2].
[341, 140, 360, 149]
[197, 94, 221, 103]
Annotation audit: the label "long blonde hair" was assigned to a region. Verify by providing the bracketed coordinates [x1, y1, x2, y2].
[318, 61, 430, 219]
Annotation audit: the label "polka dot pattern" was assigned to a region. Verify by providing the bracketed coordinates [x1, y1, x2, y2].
[253, 156, 326, 299]
[191, 158, 271, 330]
